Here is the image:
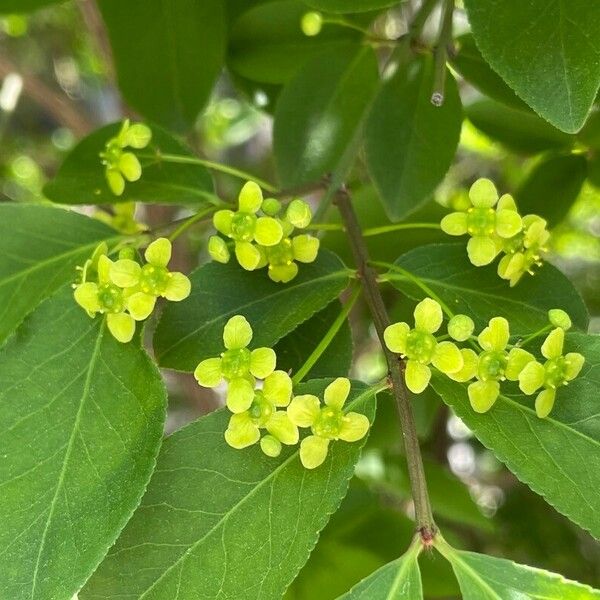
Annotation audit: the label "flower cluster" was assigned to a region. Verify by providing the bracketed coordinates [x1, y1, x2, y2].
[441, 178, 550, 286]
[384, 300, 584, 418]
[73, 238, 191, 343]
[194, 317, 370, 467]
[208, 181, 320, 283]
[100, 120, 152, 196]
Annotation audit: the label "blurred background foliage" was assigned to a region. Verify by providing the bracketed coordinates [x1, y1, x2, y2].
[1, 1, 599, 597]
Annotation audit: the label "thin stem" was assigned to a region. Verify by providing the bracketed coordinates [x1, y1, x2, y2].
[431, 0, 454, 106]
[306, 222, 345, 232]
[138, 152, 279, 194]
[334, 188, 436, 542]
[363, 222, 441, 237]
[518, 324, 552, 348]
[292, 284, 361, 386]
[409, 0, 440, 40]
[168, 205, 224, 242]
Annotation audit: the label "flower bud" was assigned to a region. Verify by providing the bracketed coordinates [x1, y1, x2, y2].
[548, 308, 572, 330]
[286, 199, 312, 228]
[208, 235, 231, 264]
[448, 314, 475, 341]
[301, 11, 323, 37]
[261, 197, 282, 216]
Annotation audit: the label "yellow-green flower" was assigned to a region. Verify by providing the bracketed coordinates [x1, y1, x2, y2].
[194, 315, 277, 413]
[518, 328, 585, 418]
[99, 120, 152, 196]
[440, 178, 523, 267]
[224, 370, 298, 456]
[384, 298, 464, 394]
[93, 202, 147, 234]
[467, 317, 535, 413]
[287, 378, 370, 469]
[497, 214, 550, 287]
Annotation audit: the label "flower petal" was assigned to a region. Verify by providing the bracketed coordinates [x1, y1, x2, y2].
[254, 217, 283, 246]
[287, 394, 320, 427]
[238, 181, 263, 213]
[541, 327, 564, 359]
[496, 193, 517, 212]
[467, 236, 499, 267]
[467, 380, 500, 413]
[119, 152, 142, 182]
[225, 413, 260, 449]
[338, 412, 370, 442]
[440, 212, 468, 236]
[505, 348, 535, 381]
[226, 377, 255, 413]
[266, 411, 299, 445]
[250, 347, 276, 379]
[106, 168, 125, 196]
[127, 292, 156, 321]
[145, 237, 172, 267]
[109, 258, 141, 288]
[405, 360, 431, 394]
[213, 209, 234, 236]
[518, 361, 545, 395]
[263, 370, 293, 407]
[495, 209, 522, 239]
[414, 298, 443, 334]
[286, 199, 312, 228]
[74, 282, 100, 314]
[446, 349, 478, 382]
[268, 263, 298, 283]
[164, 272, 191, 302]
[235, 241, 262, 271]
[432, 341, 464, 374]
[106, 312, 135, 343]
[564, 353, 585, 381]
[548, 308, 572, 331]
[292, 235, 320, 263]
[324, 377, 351, 409]
[208, 235, 231, 264]
[260, 435, 282, 457]
[194, 357, 223, 388]
[535, 388, 556, 419]
[97, 254, 113, 284]
[299, 435, 329, 469]
[384, 322, 410, 354]
[223, 315, 253, 350]
[478, 317, 510, 351]
[469, 178, 498, 208]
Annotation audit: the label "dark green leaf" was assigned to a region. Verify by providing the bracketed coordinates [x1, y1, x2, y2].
[0, 287, 166, 599]
[365, 56, 462, 220]
[274, 45, 379, 188]
[274, 301, 353, 380]
[228, 0, 359, 85]
[80, 379, 376, 599]
[99, 0, 226, 131]
[0, 204, 121, 344]
[516, 154, 587, 226]
[389, 243, 588, 336]
[432, 332, 600, 539]
[467, 99, 574, 154]
[154, 250, 350, 371]
[303, 0, 396, 13]
[437, 538, 600, 599]
[0, 0, 63, 12]
[44, 123, 214, 206]
[464, 0, 600, 133]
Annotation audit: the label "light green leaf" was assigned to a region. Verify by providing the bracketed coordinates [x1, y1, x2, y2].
[0, 203, 122, 344]
[44, 122, 214, 206]
[302, 0, 397, 13]
[467, 99, 574, 155]
[365, 56, 462, 220]
[464, 0, 600, 133]
[98, 0, 226, 132]
[388, 243, 588, 336]
[431, 332, 600, 538]
[274, 45, 379, 188]
[0, 287, 166, 599]
[436, 537, 600, 599]
[0, 0, 63, 12]
[80, 379, 376, 599]
[154, 249, 350, 371]
[338, 543, 423, 600]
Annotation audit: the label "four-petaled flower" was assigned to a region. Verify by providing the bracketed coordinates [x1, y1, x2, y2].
[384, 298, 464, 394]
[518, 328, 585, 418]
[288, 378, 370, 469]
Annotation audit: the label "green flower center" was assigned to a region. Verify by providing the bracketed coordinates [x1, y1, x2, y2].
[405, 330, 437, 364]
[312, 406, 343, 439]
[467, 207, 496, 236]
[97, 283, 124, 313]
[502, 231, 525, 255]
[478, 350, 508, 381]
[266, 238, 294, 266]
[139, 264, 170, 295]
[100, 141, 122, 167]
[544, 357, 567, 389]
[221, 347, 251, 379]
[248, 391, 273, 426]
[230, 212, 257, 241]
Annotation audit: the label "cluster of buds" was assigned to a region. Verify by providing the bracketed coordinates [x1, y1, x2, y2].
[384, 300, 584, 419]
[441, 178, 550, 286]
[100, 120, 152, 196]
[194, 316, 370, 468]
[208, 181, 320, 283]
[73, 238, 191, 343]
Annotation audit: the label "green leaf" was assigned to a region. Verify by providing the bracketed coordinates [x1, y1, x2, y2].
[389, 243, 588, 336]
[464, 0, 600, 133]
[0, 287, 166, 600]
[80, 379, 376, 599]
[98, 0, 226, 132]
[228, 0, 359, 85]
[44, 122, 214, 206]
[274, 45, 379, 188]
[451, 34, 527, 110]
[365, 56, 462, 221]
[154, 249, 350, 372]
[0, 203, 122, 344]
[302, 0, 396, 13]
[274, 300, 353, 380]
[0, 0, 63, 12]
[516, 154, 587, 226]
[338, 543, 423, 600]
[431, 332, 600, 539]
[467, 99, 574, 155]
[436, 537, 600, 599]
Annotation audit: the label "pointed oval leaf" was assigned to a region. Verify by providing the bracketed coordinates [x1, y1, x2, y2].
[80, 379, 376, 599]
[365, 56, 462, 221]
[0, 204, 122, 344]
[389, 243, 588, 336]
[154, 249, 350, 371]
[0, 287, 166, 599]
[44, 122, 214, 206]
[0, 0, 63, 12]
[464, 0, 600, 134]
[431, 332, 600, 538]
